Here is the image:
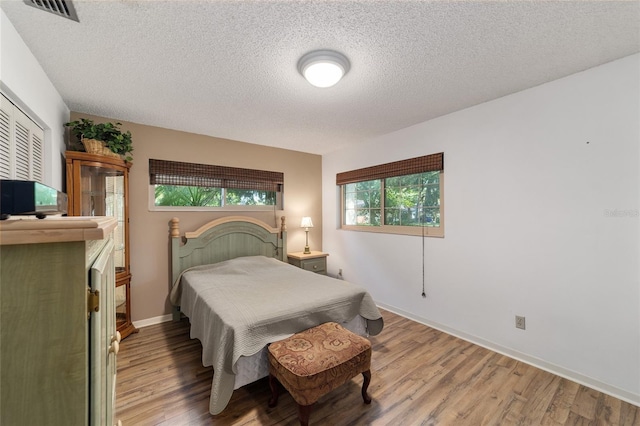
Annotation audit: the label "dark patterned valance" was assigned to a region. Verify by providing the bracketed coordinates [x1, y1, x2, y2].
[149, 159, 283, 192]
[336, 152, 443, 185]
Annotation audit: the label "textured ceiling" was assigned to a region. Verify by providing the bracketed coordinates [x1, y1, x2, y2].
[1, 0, 639, 155]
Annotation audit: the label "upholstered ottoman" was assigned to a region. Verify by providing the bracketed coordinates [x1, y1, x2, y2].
[267, 322, 372, 426]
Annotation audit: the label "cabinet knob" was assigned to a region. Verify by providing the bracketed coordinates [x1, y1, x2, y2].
[109, 341, 120, 355]
[313, 265, 317, 269]
[111, 331, 122, 344]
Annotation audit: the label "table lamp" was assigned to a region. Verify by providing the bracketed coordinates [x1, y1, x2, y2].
[301, 216, 313, 254]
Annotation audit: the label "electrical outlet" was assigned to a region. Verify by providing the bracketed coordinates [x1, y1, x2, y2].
[515, 315, 526, 330]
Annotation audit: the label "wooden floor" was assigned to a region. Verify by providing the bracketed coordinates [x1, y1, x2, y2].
[116, 309, 639, 425]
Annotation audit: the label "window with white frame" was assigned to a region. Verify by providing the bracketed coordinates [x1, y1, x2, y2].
[337, 152, 444, 237]
[0, 93, 44, 182]
[148, 159, 284, 210]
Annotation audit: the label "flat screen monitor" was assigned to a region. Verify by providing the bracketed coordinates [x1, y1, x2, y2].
[0, 180, 68, 219]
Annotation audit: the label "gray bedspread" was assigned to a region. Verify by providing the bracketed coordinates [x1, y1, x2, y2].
[169, 255, 383, 415]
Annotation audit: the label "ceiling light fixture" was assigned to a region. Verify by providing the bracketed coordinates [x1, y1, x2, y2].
[298, 50, 350, 88]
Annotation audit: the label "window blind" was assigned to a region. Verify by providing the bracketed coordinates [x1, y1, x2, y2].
[336, 152, 444, 185]
[149, 159, 284, 192]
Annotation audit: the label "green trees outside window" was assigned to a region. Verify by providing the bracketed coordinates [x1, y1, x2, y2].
[384, 171, 440, 227]
[343, 171, 440, 228]
[154, 185, 276, 207]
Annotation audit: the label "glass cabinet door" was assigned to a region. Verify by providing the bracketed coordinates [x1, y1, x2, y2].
[80, 166, 126, 273]
[79, 165, 129, 332]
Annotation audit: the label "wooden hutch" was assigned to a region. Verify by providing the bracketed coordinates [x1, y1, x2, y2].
[66, 151, 137, 339]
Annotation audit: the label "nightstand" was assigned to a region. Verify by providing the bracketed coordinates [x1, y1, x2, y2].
[287, 251, 328, 275]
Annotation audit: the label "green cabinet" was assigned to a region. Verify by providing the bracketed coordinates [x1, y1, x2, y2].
[0, 217, 119, 426]
[287, 251, 329, 275]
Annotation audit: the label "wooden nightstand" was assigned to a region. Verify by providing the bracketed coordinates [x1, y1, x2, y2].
[287, 251, 328, 275]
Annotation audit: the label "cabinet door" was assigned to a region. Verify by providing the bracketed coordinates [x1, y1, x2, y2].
[78, 164, 127, 276]
[0, 242, 87, 425]
[90, 239, 117, 426]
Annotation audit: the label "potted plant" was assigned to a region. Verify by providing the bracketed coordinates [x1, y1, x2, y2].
[64, 118, 133, 161]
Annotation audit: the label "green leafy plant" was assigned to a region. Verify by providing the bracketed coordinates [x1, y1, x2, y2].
[64, 118, 133, 161]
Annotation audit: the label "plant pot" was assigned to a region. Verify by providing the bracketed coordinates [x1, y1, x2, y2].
[82, 138, 121, 159]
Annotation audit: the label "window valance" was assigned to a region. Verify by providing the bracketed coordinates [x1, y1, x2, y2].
[149, 159, 284, 192]
[336, 152, 443, 185]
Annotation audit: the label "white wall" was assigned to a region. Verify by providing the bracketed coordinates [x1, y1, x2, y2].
[1, 9, 69, 190]
[323, 54, 640, 404]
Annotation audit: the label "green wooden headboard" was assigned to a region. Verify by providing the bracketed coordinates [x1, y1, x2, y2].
[169, 215, 287, 320]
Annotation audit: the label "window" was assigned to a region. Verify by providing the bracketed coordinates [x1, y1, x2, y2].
[338, 153, 444, 237]
[149, 159, 283, 210]
[0, 93, 44, 182]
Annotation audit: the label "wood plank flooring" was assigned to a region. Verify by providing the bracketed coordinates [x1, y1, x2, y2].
[116, 309, 639, 425]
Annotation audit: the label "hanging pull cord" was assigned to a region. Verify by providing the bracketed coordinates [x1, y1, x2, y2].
[421, 178, 427, 298]
[422, 226, 426, 298]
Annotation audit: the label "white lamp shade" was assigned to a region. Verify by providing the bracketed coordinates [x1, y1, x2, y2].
[303, 62, 344, 88]
[298, 50, 350, 88]
[300, 217, 314, 228]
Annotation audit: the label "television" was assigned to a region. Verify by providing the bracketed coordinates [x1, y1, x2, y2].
[0, 180, 68, 220]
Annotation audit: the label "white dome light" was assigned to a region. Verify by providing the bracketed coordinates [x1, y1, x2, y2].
[298, 50, 350, 88]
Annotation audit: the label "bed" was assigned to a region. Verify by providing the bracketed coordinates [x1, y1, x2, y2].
[168, 216, 384, 415]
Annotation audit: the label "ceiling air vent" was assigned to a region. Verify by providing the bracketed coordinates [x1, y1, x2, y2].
[23, 0, 79, 22]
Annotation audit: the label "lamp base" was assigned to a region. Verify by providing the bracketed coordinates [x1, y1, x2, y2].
[303, 229, 311, 254]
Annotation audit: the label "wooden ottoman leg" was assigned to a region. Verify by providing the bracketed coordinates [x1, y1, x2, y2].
[298, 403, 314, 426]
[361, 370, 372, 404]
[268, 374, 279, 408]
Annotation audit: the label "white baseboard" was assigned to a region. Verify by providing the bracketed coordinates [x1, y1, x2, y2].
[132, 314, 173, 329]
[376, 302, 640, 407]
